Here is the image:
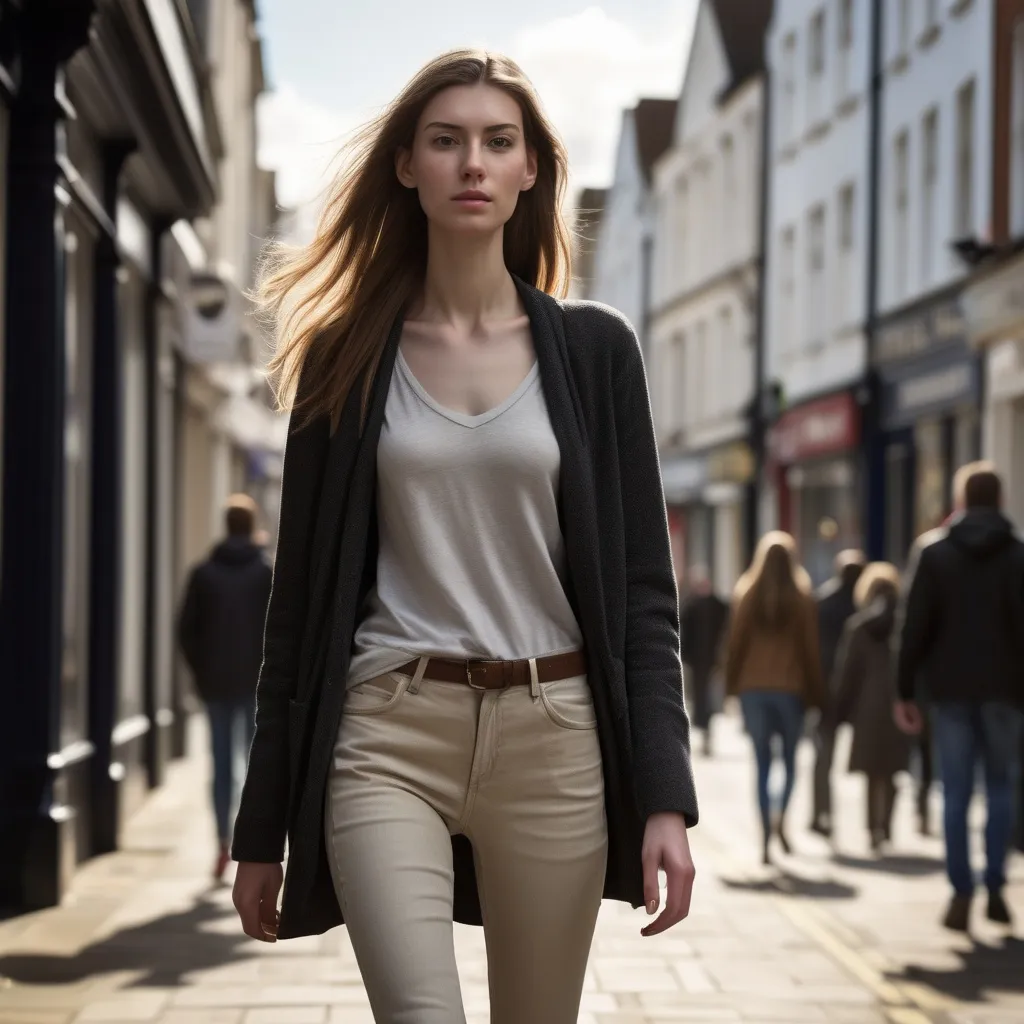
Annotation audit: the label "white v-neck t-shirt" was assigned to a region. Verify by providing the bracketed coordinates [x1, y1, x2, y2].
[345, 347, 584, 688]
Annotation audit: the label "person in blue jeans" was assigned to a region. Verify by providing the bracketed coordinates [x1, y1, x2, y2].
[895, 463, 1024, 931]
[179, 494, 273, 880]
[724, 532, 824, 864]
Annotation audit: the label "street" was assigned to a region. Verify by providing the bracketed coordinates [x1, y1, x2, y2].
[0, 714, 1020, 1024]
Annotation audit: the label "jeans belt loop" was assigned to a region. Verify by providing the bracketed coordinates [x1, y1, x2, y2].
[528, 657, 540, 698]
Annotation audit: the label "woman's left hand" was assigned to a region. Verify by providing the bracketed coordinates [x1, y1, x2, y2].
[640, 811, 696, 936]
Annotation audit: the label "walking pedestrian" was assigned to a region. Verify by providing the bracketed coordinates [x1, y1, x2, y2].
[810, 549, 865, 838]
[228, 50, 697, 1024]
[725, 531, 824, 864]
[178, 494, 273, 881]
[894, 462, 1024, 931]
[832, 562, 909, 853]
[680, 566, 729, 757]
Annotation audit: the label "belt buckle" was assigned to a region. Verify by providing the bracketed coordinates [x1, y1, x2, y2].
[466, 661, 489, 690]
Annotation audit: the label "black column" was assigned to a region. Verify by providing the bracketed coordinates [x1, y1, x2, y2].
[0, 2, 95, 911]
[86, 142, 135, 857]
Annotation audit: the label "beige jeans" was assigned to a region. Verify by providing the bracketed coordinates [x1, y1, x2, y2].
[325, 657, 608, 1024]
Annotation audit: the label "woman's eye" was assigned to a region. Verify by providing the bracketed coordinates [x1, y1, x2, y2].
[489, 136, 514, 149]
[435, 135, 458, 147]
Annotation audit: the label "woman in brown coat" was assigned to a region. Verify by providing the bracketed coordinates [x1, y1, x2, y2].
[832, 563, 910, 852]
[725, 532, 824, 863]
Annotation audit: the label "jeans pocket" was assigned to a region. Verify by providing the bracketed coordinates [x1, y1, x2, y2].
[343, 672, 411, 716]
[538, 675, 598, 730]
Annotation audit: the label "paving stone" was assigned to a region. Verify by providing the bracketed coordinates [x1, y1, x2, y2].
[242, 1009, 325, 1024]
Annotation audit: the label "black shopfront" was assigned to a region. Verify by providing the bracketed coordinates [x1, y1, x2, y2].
[873, 288, 983, 568]
[0, 0, 216, 912]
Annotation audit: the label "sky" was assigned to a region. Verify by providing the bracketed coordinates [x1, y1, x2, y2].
[254, 0, 698, 227]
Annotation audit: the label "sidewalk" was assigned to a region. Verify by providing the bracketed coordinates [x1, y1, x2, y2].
[0, 713, 1020, 1024]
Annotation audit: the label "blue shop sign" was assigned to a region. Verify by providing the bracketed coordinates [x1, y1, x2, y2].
[880, 347, 980, 430]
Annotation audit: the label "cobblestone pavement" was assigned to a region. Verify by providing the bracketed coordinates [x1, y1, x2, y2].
[0, 713, 1021, 1024]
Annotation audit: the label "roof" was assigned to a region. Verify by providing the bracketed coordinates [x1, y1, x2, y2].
[709, 0, 773, 100]
[576, 187, 608, 216]
[633, 98, 678, 183]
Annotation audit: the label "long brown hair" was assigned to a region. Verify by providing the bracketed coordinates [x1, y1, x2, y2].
[255, 49, 573, 429]
[733, 531, 811, 629]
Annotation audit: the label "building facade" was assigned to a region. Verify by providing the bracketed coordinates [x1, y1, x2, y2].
[963, 0, 1024, 525]
[571, 186, 607, 300]
[868, 0, 993, 567]
[763, 0, 874, 583]
[0, 0, 279, 915]
[589, 98, 676, 362]
[650, 0, 770, 595]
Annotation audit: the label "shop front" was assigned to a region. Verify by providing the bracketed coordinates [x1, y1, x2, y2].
[703, 440, 755, 591]
[660, 453, 709, 595]
[874, 291, 982, 566]
[768, 392, 862, 587]
[961, 251, 1024, 525]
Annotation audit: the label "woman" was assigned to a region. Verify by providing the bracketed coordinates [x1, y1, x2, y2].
[229, 50, 697, 1024]
[832, 563, 910, 852]
[724, 532, 823, 864]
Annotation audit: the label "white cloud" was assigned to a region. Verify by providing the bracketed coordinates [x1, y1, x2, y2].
[510, 5, 696, 193]
[256, 83, 369, 210]
[256, 5, 696, 237]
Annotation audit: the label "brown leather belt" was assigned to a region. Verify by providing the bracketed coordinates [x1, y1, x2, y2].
[395, 650, 587, 691]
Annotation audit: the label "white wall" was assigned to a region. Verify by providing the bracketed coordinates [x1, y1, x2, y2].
[590, 110, 649, 339]
[877, 0, 995, 314]
[764, 0, 872, 403]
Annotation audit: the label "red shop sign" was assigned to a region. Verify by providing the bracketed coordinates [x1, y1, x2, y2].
[769, 392, 860, 464]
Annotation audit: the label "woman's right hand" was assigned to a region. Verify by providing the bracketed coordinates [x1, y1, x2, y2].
[232, 861, 284, 942]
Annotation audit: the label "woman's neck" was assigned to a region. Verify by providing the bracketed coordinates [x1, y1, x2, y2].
[411, 227, 521, 332]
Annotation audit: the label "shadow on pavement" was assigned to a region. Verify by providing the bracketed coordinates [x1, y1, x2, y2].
[830, 852, 946, 877]
[0, 889, 255, 988]
[719, 869, 858, 900]
[891, 937, 1024, 1000]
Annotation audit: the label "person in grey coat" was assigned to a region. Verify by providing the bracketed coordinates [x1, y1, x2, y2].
[810, 549, 865, 837]
[832, 563, 910, 852]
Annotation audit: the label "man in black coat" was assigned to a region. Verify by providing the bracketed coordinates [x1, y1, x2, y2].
[679, 567, 729, 757]
[179, 494, 273, 880]
[810, 549, 865, 837]
[894, 464, 1024, 932]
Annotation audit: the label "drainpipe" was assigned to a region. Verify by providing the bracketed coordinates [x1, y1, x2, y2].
[746, 64, 773, 566]
[862, 0, 886, 560]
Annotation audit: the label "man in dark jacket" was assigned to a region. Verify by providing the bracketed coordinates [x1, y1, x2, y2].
[680, 566, 729, 757]
[810, 549, 865, 837]
[895, 465, 1024, 932]
[179, 494, 273, 880]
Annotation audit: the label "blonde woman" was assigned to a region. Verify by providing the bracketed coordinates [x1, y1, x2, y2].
[228, 51, 697, 1023]
[832, 563, 909, 852]
[725, 532, 823, 864]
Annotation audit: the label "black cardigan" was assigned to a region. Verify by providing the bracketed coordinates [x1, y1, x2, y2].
[233, 278, 698, 939]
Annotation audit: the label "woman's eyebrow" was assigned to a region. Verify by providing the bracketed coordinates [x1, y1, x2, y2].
[423, 122, 522, 133]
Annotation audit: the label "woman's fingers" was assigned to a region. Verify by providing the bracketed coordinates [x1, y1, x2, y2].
[641, 851, 695, 937]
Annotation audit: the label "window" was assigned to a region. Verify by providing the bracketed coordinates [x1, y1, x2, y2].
[808, 10, 827, 125]
[837, 183, 855, 325]
[1012, 18, 1024, 234]
[780, 226, 797, 355]
[925, 0, 941, 29]
[955, 79, 975, 238]
[837, 0, 854, 102]
[893, 130, 910, 300]
[921, 108, 939, 285]
[668, 332, 685, 433]
[806, 205, 826, 345]
[673, 175, 688, 285]
[897, 0, 912, 56]
[719, 305, 735, 408]
[781, 32, 798, 147]
[720, 134, 735, 259]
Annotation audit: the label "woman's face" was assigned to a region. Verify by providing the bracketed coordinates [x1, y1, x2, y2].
[396, 82, 538, 235]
